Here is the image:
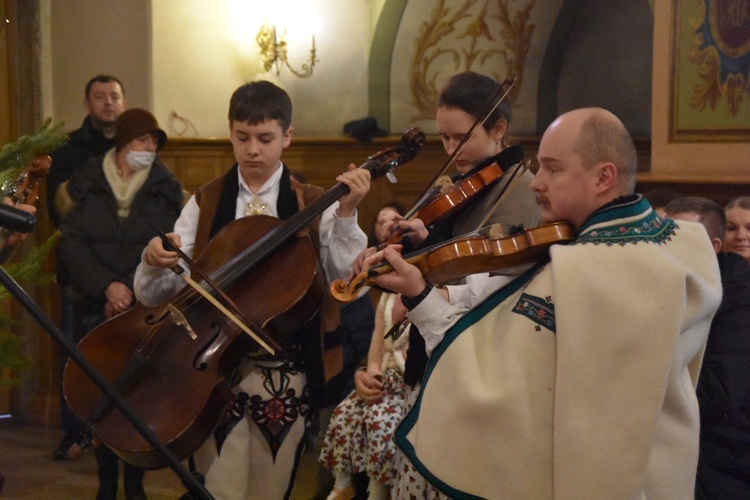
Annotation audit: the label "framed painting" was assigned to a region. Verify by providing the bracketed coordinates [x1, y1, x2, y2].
[669, 0, 750, 141]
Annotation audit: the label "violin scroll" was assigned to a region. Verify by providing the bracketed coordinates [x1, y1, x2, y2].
[0, 155, 51, 204]
[330, 273, 372, 303]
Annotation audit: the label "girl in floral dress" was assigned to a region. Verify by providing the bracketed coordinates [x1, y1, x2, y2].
[319, 289, 409, 500]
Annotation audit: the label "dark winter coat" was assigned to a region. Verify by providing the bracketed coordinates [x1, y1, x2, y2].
[47, 117, 116, 226]
[58, 153, 183, 309]
[696, 251, 750, 484]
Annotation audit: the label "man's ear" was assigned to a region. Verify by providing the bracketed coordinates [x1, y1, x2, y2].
[711, 236, 722, 254]
[83, 98, 91, 114]
[595, 162, 617, 193]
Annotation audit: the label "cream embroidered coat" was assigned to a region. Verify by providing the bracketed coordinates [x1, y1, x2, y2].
[397, 196, 722, 499]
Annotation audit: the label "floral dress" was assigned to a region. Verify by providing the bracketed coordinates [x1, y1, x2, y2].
[319, 293, 409, 484]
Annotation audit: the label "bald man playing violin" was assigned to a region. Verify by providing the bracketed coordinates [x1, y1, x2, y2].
[366, 107, 722, 499]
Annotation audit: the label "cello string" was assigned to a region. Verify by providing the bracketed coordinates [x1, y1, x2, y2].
[157, 231, 281, 355]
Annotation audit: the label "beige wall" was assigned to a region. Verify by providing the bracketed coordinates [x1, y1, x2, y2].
[650, 0, 750, 177]
[43, 0, 372, 138]
[42, 0, 151, 133]
[151, 0, 372, 138]
[39, 0, 750, 175]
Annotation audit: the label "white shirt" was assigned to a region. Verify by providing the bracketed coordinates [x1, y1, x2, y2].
[134, 164, 367, 306]
[408, 269, 531, 355]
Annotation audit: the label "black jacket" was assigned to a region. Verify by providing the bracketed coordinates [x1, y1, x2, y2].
[58, 154, 183, 306]
[697, 251, 750, 474]
[47, 117, 116, 226]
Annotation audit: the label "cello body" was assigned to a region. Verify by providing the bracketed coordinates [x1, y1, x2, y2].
[63, 215, 324, 468]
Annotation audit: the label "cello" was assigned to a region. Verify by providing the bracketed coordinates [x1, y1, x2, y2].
[62, 129, 425, 469]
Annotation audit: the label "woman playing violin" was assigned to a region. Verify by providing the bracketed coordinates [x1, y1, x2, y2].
[352, 71, 540, 498]
[134, 81, 370, 500]
[376, 71, 540, 254]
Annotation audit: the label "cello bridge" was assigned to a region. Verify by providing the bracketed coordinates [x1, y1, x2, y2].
[168, 303, 197, 339]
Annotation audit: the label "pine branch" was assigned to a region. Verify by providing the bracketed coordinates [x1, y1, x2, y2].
[0, 118, 67, 187]
[0, 232, 59, 303]
[0, 121, 66, 383]
[0, 231, 60, 381]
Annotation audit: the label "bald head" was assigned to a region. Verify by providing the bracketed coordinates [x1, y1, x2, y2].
[532, 108, 638, 230]
[563, 108, 638, 195]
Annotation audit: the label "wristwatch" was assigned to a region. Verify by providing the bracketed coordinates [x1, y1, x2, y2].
[401, 282, 433, 310]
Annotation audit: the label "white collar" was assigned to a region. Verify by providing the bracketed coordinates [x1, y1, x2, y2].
[238, 161, 284, 196]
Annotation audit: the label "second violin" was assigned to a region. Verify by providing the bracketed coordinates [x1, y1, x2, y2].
[380, 145, 525, 250]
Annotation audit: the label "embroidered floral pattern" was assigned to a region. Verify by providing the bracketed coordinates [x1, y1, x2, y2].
[513, 292, 556, 333]
[320, 368, 408, 485]
[213, 392, 250, 455]
[247, 366, 309, 461]
[576, 214, 676, 247]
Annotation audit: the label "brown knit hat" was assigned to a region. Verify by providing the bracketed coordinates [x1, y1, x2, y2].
[115, 108, 168, 151]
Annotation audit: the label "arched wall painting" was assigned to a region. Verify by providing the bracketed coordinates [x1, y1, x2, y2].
[670, 0, 750, 141]
[372, 0, 563, 136]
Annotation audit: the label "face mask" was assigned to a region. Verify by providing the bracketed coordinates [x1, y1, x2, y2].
[125, 150, 156, 171]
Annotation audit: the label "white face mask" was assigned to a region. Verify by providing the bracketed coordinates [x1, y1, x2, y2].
[125, 150, 156, 171]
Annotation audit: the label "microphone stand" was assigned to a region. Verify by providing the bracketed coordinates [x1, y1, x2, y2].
[0, 265, 213, 500]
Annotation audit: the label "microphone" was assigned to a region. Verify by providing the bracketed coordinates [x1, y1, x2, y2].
[0, 204, 37, 233]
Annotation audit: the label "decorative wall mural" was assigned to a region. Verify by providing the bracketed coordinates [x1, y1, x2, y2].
[671, 0, 750, 141]
[407, 0, 538, 123]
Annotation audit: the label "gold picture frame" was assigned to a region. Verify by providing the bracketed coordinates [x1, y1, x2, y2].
[669, 0, 750, 142]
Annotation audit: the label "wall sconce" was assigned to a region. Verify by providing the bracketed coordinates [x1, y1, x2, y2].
[256, 21, 318, 78]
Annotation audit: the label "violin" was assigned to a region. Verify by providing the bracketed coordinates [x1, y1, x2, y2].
[332, 222, 575, 303]
[379, 145, 525, 250]
[62, 129, 425, 469]
[0, 155, 50, 253]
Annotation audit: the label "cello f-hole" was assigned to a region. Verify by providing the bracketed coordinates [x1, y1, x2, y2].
[193, 321, 227, 371]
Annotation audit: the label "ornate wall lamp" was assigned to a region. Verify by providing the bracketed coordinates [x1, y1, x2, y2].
[256, 21, 318, 78]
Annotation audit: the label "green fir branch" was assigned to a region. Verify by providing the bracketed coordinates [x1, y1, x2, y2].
[0, 232, 59, 303]
[0, 232, 59, 384]
[0, 121, 65, 384]
[0, 118, 67, 186]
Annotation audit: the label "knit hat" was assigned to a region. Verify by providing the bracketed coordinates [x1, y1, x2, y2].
[115, 108, 168, 151]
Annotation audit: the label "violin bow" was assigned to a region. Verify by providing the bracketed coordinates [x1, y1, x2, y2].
[157, 232, 282, 357]
[403, 76, 517, 220]
[384, 318, 411, 340]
